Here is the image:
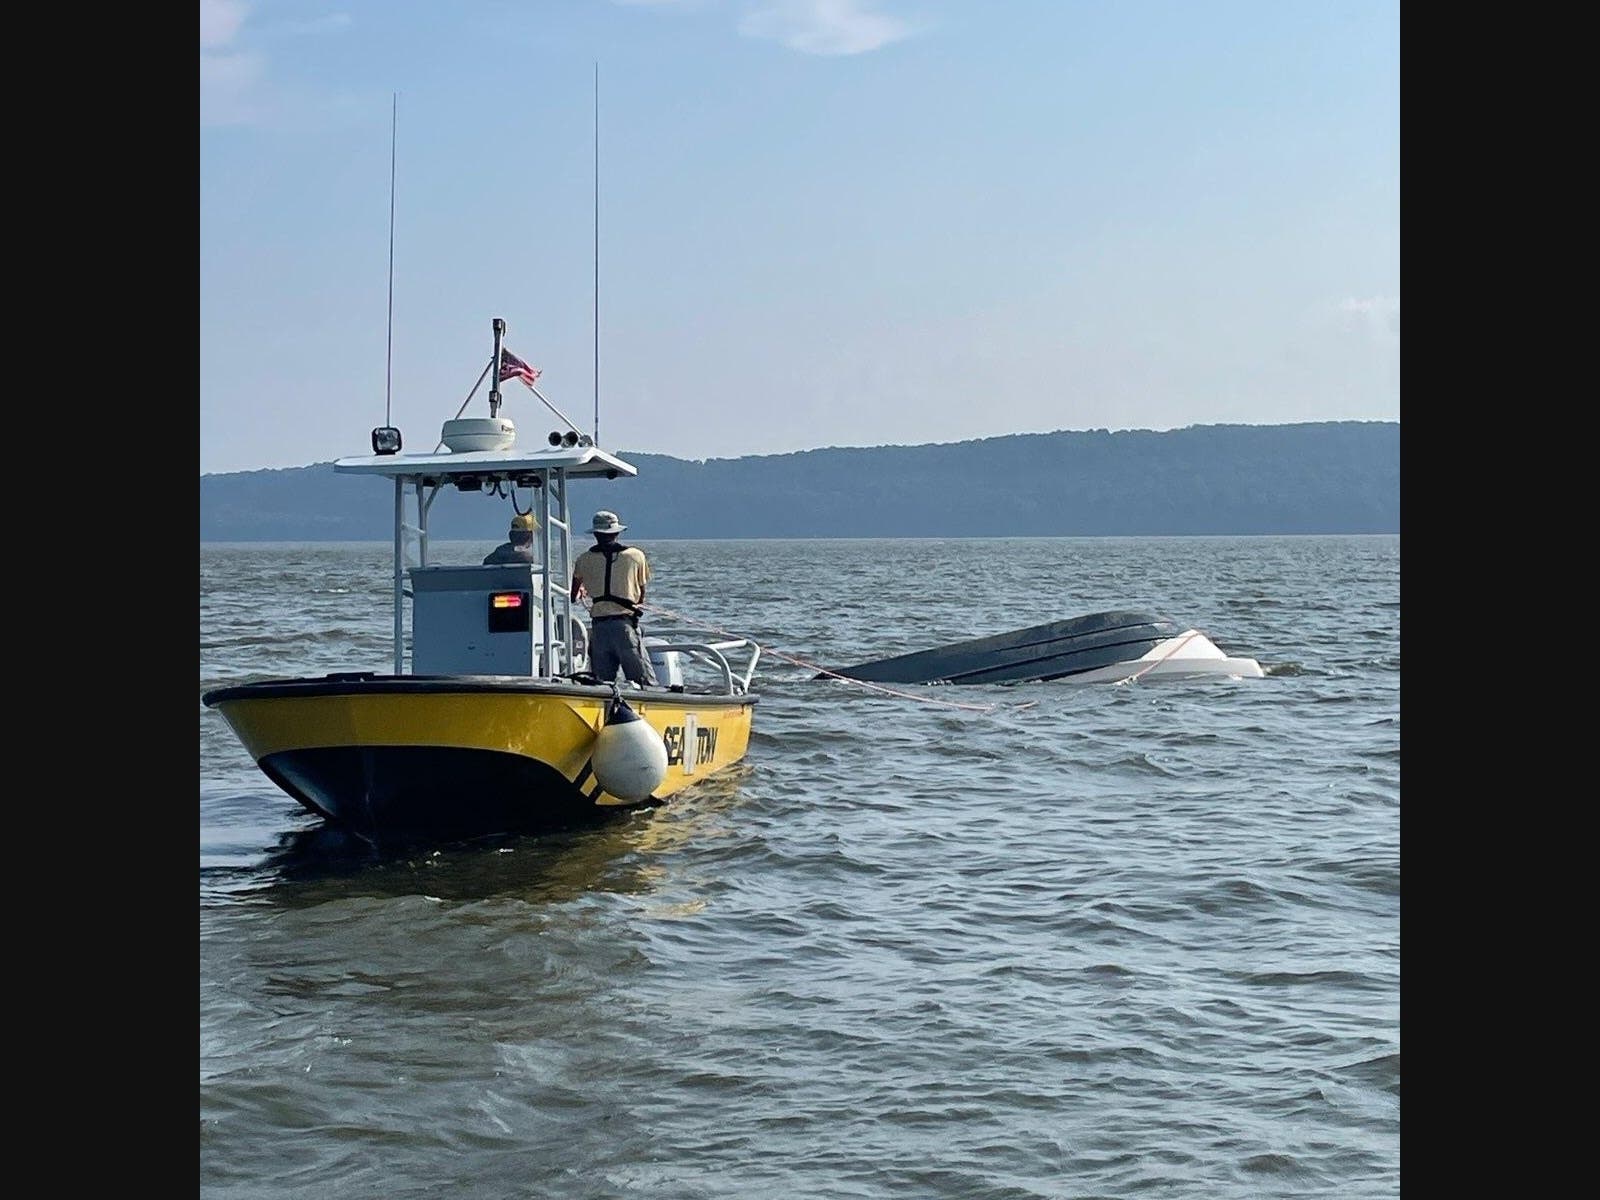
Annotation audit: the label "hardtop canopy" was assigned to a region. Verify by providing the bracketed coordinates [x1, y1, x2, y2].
[334, 443, 637, 482]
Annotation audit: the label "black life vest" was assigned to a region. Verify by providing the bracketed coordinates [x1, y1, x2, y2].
[590, 541, 642, 617]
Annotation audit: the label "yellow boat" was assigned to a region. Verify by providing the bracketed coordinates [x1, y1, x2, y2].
[203, 318, 759, 839]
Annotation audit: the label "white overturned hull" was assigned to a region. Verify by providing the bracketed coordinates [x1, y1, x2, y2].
[1066, 630, 1265, 684]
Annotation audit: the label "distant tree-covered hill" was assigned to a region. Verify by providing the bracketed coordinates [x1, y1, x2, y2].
[199, 421, 1398, 541]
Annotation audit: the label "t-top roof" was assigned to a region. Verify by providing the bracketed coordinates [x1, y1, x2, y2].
[334, 442, 638, 480]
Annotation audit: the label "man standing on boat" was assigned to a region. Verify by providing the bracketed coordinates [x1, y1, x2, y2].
[482, 511, 539, 565]
[571, 510, 658, 687]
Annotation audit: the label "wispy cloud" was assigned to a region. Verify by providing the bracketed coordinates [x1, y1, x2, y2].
[199, 2, 355, 127]
[273, 12, 352, 36]
[200, 0, 247, 49]
[200, 0, 262, 125]
[739, 0, 916, 55]
[612, 0, 920, 55]
[276, 12, 353, 36]
[1339, 295, 1400, 337]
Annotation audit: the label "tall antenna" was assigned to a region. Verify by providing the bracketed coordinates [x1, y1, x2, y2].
[385, 92, 398, 427]
[593, 61, 600, 446]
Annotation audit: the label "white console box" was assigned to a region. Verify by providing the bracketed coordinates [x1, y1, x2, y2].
[410, 564, 548, 676]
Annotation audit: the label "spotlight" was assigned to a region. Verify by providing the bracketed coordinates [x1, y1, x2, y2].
[370, 426, 402, 455]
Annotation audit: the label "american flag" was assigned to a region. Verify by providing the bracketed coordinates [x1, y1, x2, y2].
[498, 348, 542, 388]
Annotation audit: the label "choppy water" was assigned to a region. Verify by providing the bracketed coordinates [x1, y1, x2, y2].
[200, 536, 1399, 1198]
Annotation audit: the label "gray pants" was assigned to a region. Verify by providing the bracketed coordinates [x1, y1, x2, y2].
[589, 617, 658, 687]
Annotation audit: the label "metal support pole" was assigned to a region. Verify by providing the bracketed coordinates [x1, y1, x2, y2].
[392, 477, 404, 674]
[489, 318, 505, 419]
[413, 480, 429, 566]
[539, 473, 553, 677]
[555, 469, 574, 672]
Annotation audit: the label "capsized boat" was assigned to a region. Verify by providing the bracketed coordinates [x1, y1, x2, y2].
[823, 610, 1263, 685]
[203, 318, 760, 839]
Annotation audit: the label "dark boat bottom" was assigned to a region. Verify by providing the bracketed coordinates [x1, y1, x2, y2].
[824, 610, 1182, 685]
[260, 745, 639, 838]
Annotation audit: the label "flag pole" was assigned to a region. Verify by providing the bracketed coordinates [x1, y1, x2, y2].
[531, 383, 588, 438]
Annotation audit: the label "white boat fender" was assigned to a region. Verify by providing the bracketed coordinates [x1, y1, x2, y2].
[591, 696, 668, 802]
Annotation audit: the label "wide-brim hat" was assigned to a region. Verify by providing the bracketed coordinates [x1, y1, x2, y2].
[590, 510, 626, 534]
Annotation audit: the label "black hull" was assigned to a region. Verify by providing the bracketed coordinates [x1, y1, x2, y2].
[823, 610, 1181, 685]
[261, 746, 622, 838]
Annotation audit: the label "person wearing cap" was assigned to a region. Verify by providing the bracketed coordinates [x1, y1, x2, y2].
[482, 511, 540, 565]
[570, 510, 658, 687]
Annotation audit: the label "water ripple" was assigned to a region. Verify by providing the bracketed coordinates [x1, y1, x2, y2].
[201, 535, 1399, 1198]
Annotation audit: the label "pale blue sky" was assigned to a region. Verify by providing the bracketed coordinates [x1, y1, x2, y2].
[200, 0, 1399, 475]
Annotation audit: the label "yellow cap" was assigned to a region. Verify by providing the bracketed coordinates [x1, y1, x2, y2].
[510, 512, 539, 532]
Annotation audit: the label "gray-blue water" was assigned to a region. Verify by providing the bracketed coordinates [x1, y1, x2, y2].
[200, 536, 1399, 1198]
